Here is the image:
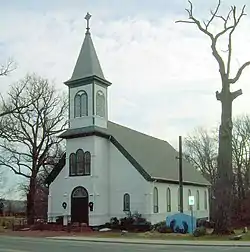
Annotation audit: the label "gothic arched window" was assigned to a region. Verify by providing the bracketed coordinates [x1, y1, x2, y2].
[85, 151, 91, 175]
[69, 153, 76, 175]
[188, 189, 192, 210]
[153, 187, 159, 213]
[166, 188, 171, 212]
[76, 149, 84, 175]
[69, 150, 91, 176]
[123, 193, 130, 212]
[196, 190, 200, 210]
[178, 187, 180, 211]
[74, 91, 88, 117]
[96, 90, 105, 117]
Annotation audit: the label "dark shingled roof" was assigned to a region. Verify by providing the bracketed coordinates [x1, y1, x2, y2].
[45, 121, 210, 187]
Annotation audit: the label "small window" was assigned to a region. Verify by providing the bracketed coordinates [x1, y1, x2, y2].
[123, 193, 130, 211]
[69, 153, 76, 175]
[153, 187, 159, 213]
[85, 151, 91, 175]
[76, 149, 84, 175]
[188, 189, 192, 210]
[96, 90, 105, 117]
[166, 188, 171, 212]
[204, 190, 208, 210]
[177, 187, 180, 211]
[81, 92, 88, 116]
[196, 190, 200, 210]
[74, 94, 81, 118]
[74, 91, 88, 117]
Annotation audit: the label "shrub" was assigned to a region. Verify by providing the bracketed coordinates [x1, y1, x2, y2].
[110, 217, 119, 229]
[119, 212, 151, 232]
[152, 221, 173, 233]
[193, 226, 206, 237]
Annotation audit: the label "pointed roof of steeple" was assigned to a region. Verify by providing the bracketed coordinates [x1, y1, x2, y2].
[66, 13, 106, 83]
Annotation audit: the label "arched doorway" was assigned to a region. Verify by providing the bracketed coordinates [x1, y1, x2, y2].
[71, 186, 89, 224]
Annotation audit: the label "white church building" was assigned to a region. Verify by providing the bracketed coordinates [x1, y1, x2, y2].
[45, 14, 210, 226]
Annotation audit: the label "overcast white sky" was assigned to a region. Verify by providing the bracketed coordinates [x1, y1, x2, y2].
[1, 0, 250, 198]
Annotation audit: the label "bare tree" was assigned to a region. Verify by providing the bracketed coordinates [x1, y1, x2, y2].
[0, 59, 15, 77]
[184, 127, 218, 186]
[0, 74, 68, 224]
[231, 115, 250, 215]
[184, 128, 218, 220]
[177, 0, 250, 234]
[18, 142, 66, 219]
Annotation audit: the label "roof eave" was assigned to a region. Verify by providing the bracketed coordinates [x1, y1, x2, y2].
[151, 177, 210, 187]
[64, 75, 112, 87]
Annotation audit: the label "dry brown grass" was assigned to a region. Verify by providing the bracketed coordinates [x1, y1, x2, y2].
[0, 216, 25, 229]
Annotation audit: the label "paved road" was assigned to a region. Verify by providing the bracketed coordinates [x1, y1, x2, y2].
[0, 236, 249, 252]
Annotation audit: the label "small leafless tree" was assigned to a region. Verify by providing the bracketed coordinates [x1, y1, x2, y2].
[0, 74, 68, 224]
[184, 128, 218, 186]
[184, 128, 218, 219]
[177, 0, 250, 234]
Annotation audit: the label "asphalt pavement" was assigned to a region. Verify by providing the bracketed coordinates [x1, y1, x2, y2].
[0, 236, 249, 252]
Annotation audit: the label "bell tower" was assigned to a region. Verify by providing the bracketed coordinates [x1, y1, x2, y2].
[65, 13, 111, 130]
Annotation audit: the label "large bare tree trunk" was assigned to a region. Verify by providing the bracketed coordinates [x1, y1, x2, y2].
[27, 179, 36, 225]
[177, 0, 250, 233]
[213, 83, 234, 234]
[27, 176, 36, 225]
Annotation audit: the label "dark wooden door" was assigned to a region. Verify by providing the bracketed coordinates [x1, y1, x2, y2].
[71, 187, 89, 224]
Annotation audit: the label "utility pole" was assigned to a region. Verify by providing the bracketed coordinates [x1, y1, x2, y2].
[178, 136, 184, 213]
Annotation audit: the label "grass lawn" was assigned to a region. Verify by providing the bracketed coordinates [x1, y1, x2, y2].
[90, 229, 250, 241]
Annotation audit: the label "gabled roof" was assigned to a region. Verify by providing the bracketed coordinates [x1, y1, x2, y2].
[66, 30, 105, 83]
[46, 121, 210, 187]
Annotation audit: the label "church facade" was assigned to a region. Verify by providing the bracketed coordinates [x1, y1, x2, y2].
[45, 14, 210, 226]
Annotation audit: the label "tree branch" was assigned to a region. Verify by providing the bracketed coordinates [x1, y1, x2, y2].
[0, 59, 16, 76]
[176, 0, 249, 84]
[231, 89, 243, 101]
[216, 91, 222, 101]
[229, 61, 250, 84]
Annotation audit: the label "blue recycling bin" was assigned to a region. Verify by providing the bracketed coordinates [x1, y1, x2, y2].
[166, 213, 196, 234]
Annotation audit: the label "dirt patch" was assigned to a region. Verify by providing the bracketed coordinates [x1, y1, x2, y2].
[0, 230, 95, 238]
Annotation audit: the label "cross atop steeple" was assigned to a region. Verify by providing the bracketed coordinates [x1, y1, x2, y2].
[85, 12, 91, 34]
[65, 12, 111, 83]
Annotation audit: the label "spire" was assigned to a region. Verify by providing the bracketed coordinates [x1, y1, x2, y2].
[68, 12, 105, 82]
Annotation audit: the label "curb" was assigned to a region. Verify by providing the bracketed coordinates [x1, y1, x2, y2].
[47, 237, 250, 247]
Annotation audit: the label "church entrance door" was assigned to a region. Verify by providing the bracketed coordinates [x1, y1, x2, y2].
[71, 186, 89, 224]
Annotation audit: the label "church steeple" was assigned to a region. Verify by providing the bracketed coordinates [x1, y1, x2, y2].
[66, 13, 111, 130]
[66, 12, 106, 83]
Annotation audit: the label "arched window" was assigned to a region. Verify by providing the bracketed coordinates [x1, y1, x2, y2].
[177, 187, 180, 211]
[69, 153, 76, 175]
[74, 91, 88, 117]
[188, 189, 192, 210]
[76, 149, 84, 175]
[166, 188, 171, 212]
[123, 193, 130, 211]
[69, 151, 91, 176]
[74, 94, 81, 118]
[72, 186, 88, 198]
[80, 92, 88, 116]
[153, 187, 159, 213]
[196, 190, 200, 210]
[85, 151, 91, 175]
[204, 190, 208, 210]
[96, 90, 105, 117]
